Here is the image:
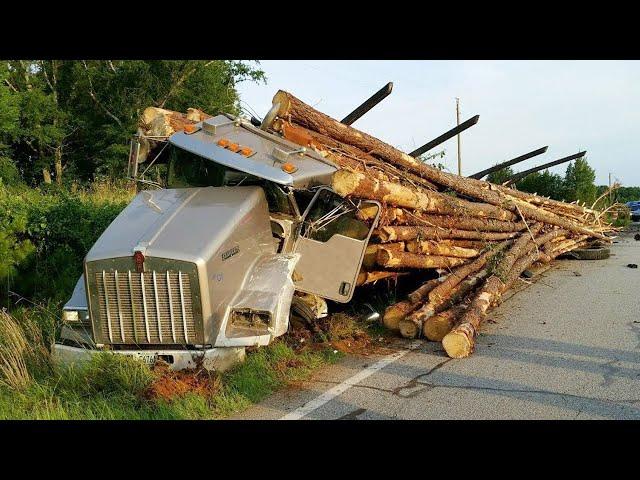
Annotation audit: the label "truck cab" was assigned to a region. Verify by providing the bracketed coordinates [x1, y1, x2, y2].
[55, 113, 380, 371]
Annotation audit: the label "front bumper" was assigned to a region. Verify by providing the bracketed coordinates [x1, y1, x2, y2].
[53, 343, 245, 372]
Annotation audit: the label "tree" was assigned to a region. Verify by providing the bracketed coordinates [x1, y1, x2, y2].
[562, 157, 597, 205]
[0, 60, 265, 184]
[0, 63, 21, 185]
[486, 166, 514, 185]
[515, 169, 565, 200]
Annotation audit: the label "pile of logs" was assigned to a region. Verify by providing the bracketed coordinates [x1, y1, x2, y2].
[137, 92, 617, 359]
[268, 90, 616, 359]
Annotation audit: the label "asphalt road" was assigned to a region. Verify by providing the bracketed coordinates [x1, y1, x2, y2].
[235, 229, 640, 420]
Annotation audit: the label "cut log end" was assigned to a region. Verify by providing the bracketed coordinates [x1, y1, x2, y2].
[273, 90, 291, 117]
[442, 330, 473, 358]
[382, 301, 415, 331]
[398, 318, 421, 339]
[424, 315, 455, 342]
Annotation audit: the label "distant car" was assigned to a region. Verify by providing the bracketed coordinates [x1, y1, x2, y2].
[628, 201, 640, 222]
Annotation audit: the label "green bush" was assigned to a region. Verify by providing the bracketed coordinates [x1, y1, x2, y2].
[0, 182, 132, 303]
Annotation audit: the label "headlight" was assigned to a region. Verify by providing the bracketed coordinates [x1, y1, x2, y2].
[63, 310, 89, 324]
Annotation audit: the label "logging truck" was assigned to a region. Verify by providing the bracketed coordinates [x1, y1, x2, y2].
[53, 107, 381, 371]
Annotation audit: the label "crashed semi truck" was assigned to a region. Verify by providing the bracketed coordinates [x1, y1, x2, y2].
[54, 108, 381, 371]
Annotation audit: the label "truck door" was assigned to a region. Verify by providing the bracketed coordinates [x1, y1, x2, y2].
[292, 187, 380, 303]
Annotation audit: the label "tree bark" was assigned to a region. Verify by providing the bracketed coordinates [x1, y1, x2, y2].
[332, 170, 515, 220]
[441, 224, 544, 358]
[398, 268, 489, 339]
[376, 225, 520, 243]
[423, 304, 468, 342]
[405, 240, 480, 258]
[376, 248, 469, 269]
[382, 277, 444, 331]
[393, 211, 526, 232]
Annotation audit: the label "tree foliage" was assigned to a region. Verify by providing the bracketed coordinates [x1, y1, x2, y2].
[486, 156, 602, 205]
[562, 157, 597, 205]
[486, 166, 514, 185]
[1, 60, 265, 185]
[515, 170, 565, 200]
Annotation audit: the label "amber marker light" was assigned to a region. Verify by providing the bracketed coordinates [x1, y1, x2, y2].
[282, 162, 298, 173]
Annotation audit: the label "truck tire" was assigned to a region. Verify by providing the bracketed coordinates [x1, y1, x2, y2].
[569, 247, 610, 260]
[291, 292, 328, 322]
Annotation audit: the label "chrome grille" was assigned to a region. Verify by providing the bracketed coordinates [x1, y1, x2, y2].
[95, 270, 196, 344]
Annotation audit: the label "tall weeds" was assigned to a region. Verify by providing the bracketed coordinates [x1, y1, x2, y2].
[0, 309, 51, 390]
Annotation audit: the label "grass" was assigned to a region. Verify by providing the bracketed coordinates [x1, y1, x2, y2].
[0, 307, 344, 420]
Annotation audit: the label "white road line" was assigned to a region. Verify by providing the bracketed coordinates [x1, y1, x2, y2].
[280, 341, 422, 420]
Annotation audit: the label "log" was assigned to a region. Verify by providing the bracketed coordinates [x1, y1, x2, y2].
[393, 211, 526, 232]
[273, 90, 605, 239]
[427, 241, 512, 305]
[441, 224, 544, 358]
[332, 170, 515, 221]
[405, 240, 479, 258]
[377, 226, 520, 243]
[362, 242, 404, 270]
[376, 248, 469, 270]
[438, 239, 499, 250]
[356, 271, 405, 286]
[382, 277, 444, 331]
[423, 304, 468, 342]
[275, 120, 438, 191]
[398, 268, 489, 338]
[140, 106, 209, 137]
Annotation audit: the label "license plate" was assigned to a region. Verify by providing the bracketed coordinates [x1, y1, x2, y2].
[132, 352, 157, 366]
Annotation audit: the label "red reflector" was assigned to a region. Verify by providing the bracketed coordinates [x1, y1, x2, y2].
[133, 251, 145, 272]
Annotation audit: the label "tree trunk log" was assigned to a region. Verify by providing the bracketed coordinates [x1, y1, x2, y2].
[427, 241, 511, 305]
[393, 210, 526, 232]
[423, 304, 468, 342]
[332, 170, 515, 220]
[362, 242, 404, 270]
[382, 277, 444, 331]
[376, 248, 469, 269]
[376, 225, 519, 243]
[274, 120, 439, 191]
[398, 268, 489, 338]
[356, 270, 404, 286]
[441, 224, 544, 358]
[405, 239, 479, 258]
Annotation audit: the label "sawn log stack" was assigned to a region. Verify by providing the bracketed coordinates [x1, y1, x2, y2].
[141, 91, 616, 359]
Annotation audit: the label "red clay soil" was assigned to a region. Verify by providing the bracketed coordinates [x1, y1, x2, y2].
[144, 363, 221, 402]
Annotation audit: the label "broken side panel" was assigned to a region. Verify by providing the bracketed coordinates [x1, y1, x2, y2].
[221, 252, 301, 345]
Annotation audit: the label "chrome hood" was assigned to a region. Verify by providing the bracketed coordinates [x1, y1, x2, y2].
[85, 186, 271, 264]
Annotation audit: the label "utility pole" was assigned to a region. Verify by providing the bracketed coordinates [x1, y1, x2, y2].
[456, 98, 462, 175]
[609, 172, 612, 204]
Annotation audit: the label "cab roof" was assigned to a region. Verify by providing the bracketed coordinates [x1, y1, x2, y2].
[169, 114, 337, 189]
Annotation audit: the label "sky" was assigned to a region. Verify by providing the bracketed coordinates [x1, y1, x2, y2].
[236, 60, 640, 186]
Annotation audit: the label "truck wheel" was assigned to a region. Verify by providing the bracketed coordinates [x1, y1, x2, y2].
[291, 293, 328, 323]
[569, 247, 610, 260]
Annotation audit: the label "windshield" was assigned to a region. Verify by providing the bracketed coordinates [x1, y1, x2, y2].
[166, 146, 295, 216]
[167, 146, 226, 188]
